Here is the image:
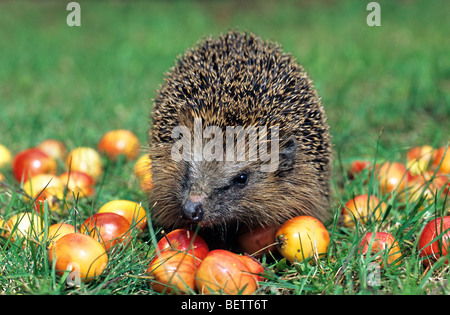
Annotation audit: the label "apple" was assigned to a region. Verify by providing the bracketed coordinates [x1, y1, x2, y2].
[134, 154, 152, 179]
[98, 129, 140, 161]
[65, 147, 103, 180]
[237, 225, 278, 258]
[37, 139, 67, 160]
[196, 249, 258, 295]
[359, 232, 402, 267]
[0, 143, 12, 169]
[22, 174, 65, 214]
[49, 233, 108, 283]
[97, 199, 147, 231]
[237, 254, 265, 282]
[134, 154, 154, 192]
[401, 171, 448, 206]
[47, 222, 78, 241]
[418, 217, 450, 266]
[80, 213, 132, 251]
[2, 212, 44, 244]
[44, 223, 78, 248]
[275, 216, 330, 263]
[12, 148, 57, 182]
[342, 194, 386, 227]
[406, 145, 434, 175]
[33, 187, 66, 215]
[139, 173, 154, 192]
[147, 250, 197, 295]
[432, 147, 450, 174]
[22, 173, 63, 198]
[348, 160, 372, 180]
[377, 162, 409, 195]
[0, 217, 4, 231]
[156, 229, 209, 266]
[59, 170, 95, 198]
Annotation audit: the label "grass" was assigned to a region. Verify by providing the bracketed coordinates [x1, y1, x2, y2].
[0, 0, 449, 296]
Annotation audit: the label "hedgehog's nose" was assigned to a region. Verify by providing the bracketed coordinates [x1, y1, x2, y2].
[182, 200, 204, 223]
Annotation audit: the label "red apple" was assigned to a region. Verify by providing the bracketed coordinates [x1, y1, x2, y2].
[80, 213, 132, 251]
[237, 254, 265, 282]
[12, 148, 57, 182]
[98, 129, 140, 161]
[196, 249, 258, 295]
[359, 232, 402, 267]
[418, 217, 450, 266]
[348, 160, 372, 179]
[147, 250, 197, 295]
[237, 225, 278, 258]
[37, 139, 67, 160]
[156, 229, 209, 267]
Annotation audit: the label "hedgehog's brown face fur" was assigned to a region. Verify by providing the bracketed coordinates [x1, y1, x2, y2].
[149, 31, 332, 235]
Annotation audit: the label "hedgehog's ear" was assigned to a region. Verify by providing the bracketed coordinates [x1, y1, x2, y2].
[279, 136, 297, 171]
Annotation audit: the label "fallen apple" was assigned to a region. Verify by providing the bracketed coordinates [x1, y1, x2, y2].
[59, 170, 95, 198]
[276, 215, 330, 263]
[432, 146, 450, 174]
[37, 139, 67, 160]
[12, 148, 57, 182]
[45, 222, 78, 248]
[49, 233, 108, 283]
[97, 199, 147, 231]
[418, 216, 450, 266]
[22, 174, 65, 214]
[196, 249, 258, 295]
[65, 147, 103, 180]
[0, 143, 12, 169]
[80, 212, 132, 251]
[359, 232, 402, 267]
[134, 154, 152, 179]
[406, 145, 434, 175]
[237, 225, 278, 258]
[147, 250, 197, 295]
[342, 194, 386, 227]
[98, 129, 140, 161]
[237, 254, 265, 282]
[156, 229, 209, 267]
[377, 161, 409, 195]
[2, 212, 44, 245]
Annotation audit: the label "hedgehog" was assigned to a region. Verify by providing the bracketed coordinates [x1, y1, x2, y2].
[148, 31, 332, 241]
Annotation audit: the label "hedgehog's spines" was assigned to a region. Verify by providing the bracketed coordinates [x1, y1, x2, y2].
[149, 31, 332, 229]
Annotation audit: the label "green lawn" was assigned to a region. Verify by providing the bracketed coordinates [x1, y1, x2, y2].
[0, 0, 449, 296]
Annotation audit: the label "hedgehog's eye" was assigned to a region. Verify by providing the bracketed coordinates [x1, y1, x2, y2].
[232, 173, 248, 186]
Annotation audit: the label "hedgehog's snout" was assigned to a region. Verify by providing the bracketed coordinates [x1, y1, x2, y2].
[181, 200, 204, 223]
